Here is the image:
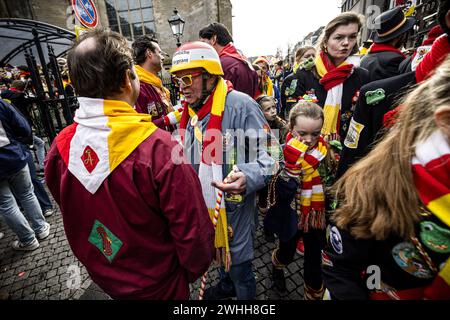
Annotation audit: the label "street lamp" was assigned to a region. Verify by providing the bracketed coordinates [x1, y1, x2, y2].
[168, 8, 185, 47]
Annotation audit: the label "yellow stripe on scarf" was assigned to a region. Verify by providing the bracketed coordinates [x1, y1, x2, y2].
[208, 208, 229, 249]
[134, 65, 171, 100]
[315, 55, 328, 78]
[209, 78, 230, 257]
[439, 257, 450, 286]
[103, 100, 158, 172]
[297, 140, 327, 208]
[267, 77, 274, 97]
[428, 194, 450, 228]
[211, 77, 228, 116]
[322, 103, 341, 136]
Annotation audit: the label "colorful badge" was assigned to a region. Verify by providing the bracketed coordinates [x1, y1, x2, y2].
[391, 242, 434, 279]
[330, 226, 343, 254]
[344, 118, 365, 149]
[88, 220, 123, 263]
[420, 221, 450, 254]
[81, 145, 99, 173]
[365, 88, 385, 105]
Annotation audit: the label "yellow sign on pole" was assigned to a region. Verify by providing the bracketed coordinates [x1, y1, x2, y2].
[75, 25, 89, 40]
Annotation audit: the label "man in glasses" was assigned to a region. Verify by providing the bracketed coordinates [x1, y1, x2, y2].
[132, 35, 182, 132]
[170, 41, 279, 300]
[45, 30, 214, 299]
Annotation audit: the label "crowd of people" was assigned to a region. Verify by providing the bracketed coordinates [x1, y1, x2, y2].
[1, 0, 449, 300]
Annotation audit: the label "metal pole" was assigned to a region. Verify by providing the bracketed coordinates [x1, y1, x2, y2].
[48, 45, 73, 126]
[25, 49, 56, 141]
[32, 29, 54, 98]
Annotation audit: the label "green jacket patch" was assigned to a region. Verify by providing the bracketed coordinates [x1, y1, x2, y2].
[365, 89, 386, 105]
[88, 220, 123, 263]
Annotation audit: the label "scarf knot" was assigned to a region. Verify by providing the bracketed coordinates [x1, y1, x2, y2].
[285, 133, 328, 232]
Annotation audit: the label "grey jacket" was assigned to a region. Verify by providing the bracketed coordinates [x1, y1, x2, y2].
[183, 89, 279, 264]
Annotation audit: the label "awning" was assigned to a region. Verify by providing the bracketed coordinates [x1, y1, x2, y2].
[0, 18, 75, 66]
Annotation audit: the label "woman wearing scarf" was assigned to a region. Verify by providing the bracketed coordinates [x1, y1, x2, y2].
[322, 56, 450, 300]
[253, 56, 275, 99]
[290, 12, 369, 144]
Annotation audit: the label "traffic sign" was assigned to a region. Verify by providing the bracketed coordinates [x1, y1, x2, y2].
[71, 0, 98, 29]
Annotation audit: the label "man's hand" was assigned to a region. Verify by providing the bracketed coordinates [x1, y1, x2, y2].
[211, 170, 246, 195]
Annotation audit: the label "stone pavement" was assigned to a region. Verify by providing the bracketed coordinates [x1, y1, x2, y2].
[0, 187, 305, 300]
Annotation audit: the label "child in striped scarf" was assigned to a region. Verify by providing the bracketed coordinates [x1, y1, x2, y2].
[265, 101, 329, 299]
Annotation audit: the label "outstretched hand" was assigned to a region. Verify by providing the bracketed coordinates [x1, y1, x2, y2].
[211, 170, 246, 195]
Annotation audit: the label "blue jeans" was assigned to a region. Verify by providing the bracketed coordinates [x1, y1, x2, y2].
[0, 165, 47, 244]
[25, 150, 53, 211]
[32, 135, 45, 170]
[217, 260, 256, 300]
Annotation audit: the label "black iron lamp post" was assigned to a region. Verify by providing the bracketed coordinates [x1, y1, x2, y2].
[168, 8, 185, 47]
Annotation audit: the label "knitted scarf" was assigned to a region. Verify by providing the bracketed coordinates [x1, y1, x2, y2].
[368, 43, 406, 58]
[134, 65, 174, 112]
[179, 78, 233, 270]
[415, 34, 450, 83]
[410, 26, 444, 71]
[412, 130, 450, 299]
[56, 98, 157, 194]
[316, 52, 358, 141]
[285, 133, 328, 232]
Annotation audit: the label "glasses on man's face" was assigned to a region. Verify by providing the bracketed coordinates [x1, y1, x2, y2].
[174, 71, 203, 87]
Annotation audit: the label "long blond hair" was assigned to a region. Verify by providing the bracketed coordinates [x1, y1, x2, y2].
[332, 56, 450, 241]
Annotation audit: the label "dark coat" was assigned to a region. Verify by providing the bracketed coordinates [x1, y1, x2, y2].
[336, 71, 416, 178]
[323, 215, 450, 299]
[0, 99, 32, 180]
[45, 126, 215, 300]
[360, 51, 406, 82]
[220, 55, 259, 98]
[264, 175, 299, 242]
[291, 66, 370, 143]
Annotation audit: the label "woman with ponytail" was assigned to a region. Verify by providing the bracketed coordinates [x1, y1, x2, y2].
[322, 56, 450, 300]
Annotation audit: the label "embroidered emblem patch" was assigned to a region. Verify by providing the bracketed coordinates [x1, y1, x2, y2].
[420, 221, 450, 254]
[285, 79, 298, 96]
[365, 88, 385, 105]
[81, 145, 99, 173]
[330, 226, 343, 254]
[88, 220, 123, 263]
[344, 118, 364, 149]
[391, 242, 434, 279]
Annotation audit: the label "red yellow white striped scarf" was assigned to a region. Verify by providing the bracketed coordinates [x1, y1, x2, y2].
[412, 130, 450, 298]
[286, 133, 328, 232]
[179, 78, 232, 270]
[316, 52, 359, 140]
[56, 98, 157, 194]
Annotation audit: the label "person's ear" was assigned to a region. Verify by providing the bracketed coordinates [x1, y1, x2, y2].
[434, 105, 450, 139]
[146, 49, 152, 59]
[121, 69, 133, 93]
[212, 35, 218, 46]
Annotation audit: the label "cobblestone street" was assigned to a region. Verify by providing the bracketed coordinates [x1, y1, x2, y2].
[0, 191, 305, 300]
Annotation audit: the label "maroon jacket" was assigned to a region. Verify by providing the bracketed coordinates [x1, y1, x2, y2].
[135, 82, 176, 132]
[45, 126, 214, 300]
[220, 55, 259, 98]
